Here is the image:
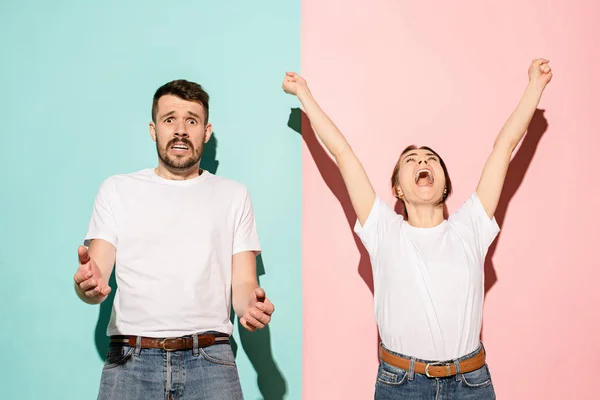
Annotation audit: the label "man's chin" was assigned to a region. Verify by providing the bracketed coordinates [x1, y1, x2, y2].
[160, 156, 201, 171]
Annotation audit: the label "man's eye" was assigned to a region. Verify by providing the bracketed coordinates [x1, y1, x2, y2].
[187, 119, 196, 125]
[165, 118, 174, 123]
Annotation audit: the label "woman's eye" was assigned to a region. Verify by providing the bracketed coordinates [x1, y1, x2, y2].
[406, 157, 415, 163]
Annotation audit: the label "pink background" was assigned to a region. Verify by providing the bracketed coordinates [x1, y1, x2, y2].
[302, 1, 600, 398]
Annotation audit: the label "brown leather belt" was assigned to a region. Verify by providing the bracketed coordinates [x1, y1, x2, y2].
[110, 333, 229, 351]
[379, 344, 486, 378]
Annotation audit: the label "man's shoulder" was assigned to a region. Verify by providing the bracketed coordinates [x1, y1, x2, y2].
[102, 168, 153, 183]
[204, 172, 249, 195]
[95, 168, 153, 192]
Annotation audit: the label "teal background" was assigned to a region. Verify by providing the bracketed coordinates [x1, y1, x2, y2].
[0, 1, 301, 399]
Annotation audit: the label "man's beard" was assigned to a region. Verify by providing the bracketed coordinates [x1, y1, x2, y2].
[156, 137, 203, 171]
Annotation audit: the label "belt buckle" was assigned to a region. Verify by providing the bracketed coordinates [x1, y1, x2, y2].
[425, 361, 452, 378]
[161, 337, 183, 351]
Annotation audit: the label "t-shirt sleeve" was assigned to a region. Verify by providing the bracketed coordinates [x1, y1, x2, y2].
[84, 179, 118, 248]
[233, 188, 261, 255]
[353, 195, 400, 257]
[449, 192, 500, 258]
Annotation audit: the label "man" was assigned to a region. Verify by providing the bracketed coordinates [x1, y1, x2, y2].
[73, 79, 274, 400]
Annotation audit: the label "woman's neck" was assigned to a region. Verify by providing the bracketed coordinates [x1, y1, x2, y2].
[405, 203, 445, 228]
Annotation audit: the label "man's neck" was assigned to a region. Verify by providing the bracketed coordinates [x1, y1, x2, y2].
[154, 163, 202, 180]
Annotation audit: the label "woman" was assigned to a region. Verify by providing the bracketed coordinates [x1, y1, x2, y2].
[282, 59, 552, 399]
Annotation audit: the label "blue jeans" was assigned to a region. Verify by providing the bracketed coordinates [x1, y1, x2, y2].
[375, 344, 496, 400]
[98, 334, 243, 400]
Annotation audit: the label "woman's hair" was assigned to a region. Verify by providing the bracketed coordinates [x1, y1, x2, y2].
[390, 145, 453, 217]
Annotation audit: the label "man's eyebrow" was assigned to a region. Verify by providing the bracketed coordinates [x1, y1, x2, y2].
[187, 111, 202, 120]
[159, 110, 176, 119]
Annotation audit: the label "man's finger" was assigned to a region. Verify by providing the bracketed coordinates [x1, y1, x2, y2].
[87, 284, 110, 298]
[79, 278, 98, 291]
[265, 299, 275, 315]
[73, 269, 92, 284]
[240, 318, 256, 332]
[85, 286, 103, 298]
[78, 246, 90, 265]
[257, 298, 275, 315]
[100, 286, 112, 296]
[254, 287, 266, 302]
[249, 308, 271, 325]
[243, 314, 265, 330]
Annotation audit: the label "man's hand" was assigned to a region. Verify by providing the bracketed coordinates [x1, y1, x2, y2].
[240, 288, 275, 332]
[282, 72, 310, 97]
[73, 245, 111, 303]
[528, 58, 553, 90]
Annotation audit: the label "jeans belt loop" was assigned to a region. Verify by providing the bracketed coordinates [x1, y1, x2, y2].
[193, 334, 199, 356]
[134, 336, 142, 356]
[408, 357, 416, 381]
[453, 359, 461, 382]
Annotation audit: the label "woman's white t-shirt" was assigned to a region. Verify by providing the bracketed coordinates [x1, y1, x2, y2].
[354, 193, 500, 361]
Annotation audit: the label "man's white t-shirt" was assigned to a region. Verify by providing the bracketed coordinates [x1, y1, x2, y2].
[354, 193, 500, 361]
[84, 168, 261, 338]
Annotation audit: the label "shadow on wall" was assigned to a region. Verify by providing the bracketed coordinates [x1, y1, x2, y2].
[290, 106, 549, 355]
[480, 109, 549, 340]
[287, 108, 374, 293]
[200, 132, 220, 175]
[287, 108, 382, 355]
[230, 255, 287, 399]
[94, 133, 287, 399]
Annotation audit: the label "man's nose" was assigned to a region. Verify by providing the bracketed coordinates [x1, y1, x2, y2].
[174, 126, 189, 138]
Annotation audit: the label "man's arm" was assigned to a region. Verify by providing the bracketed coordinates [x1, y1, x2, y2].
[73, 239, 116, 304]
[231, 251, 274, 332]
